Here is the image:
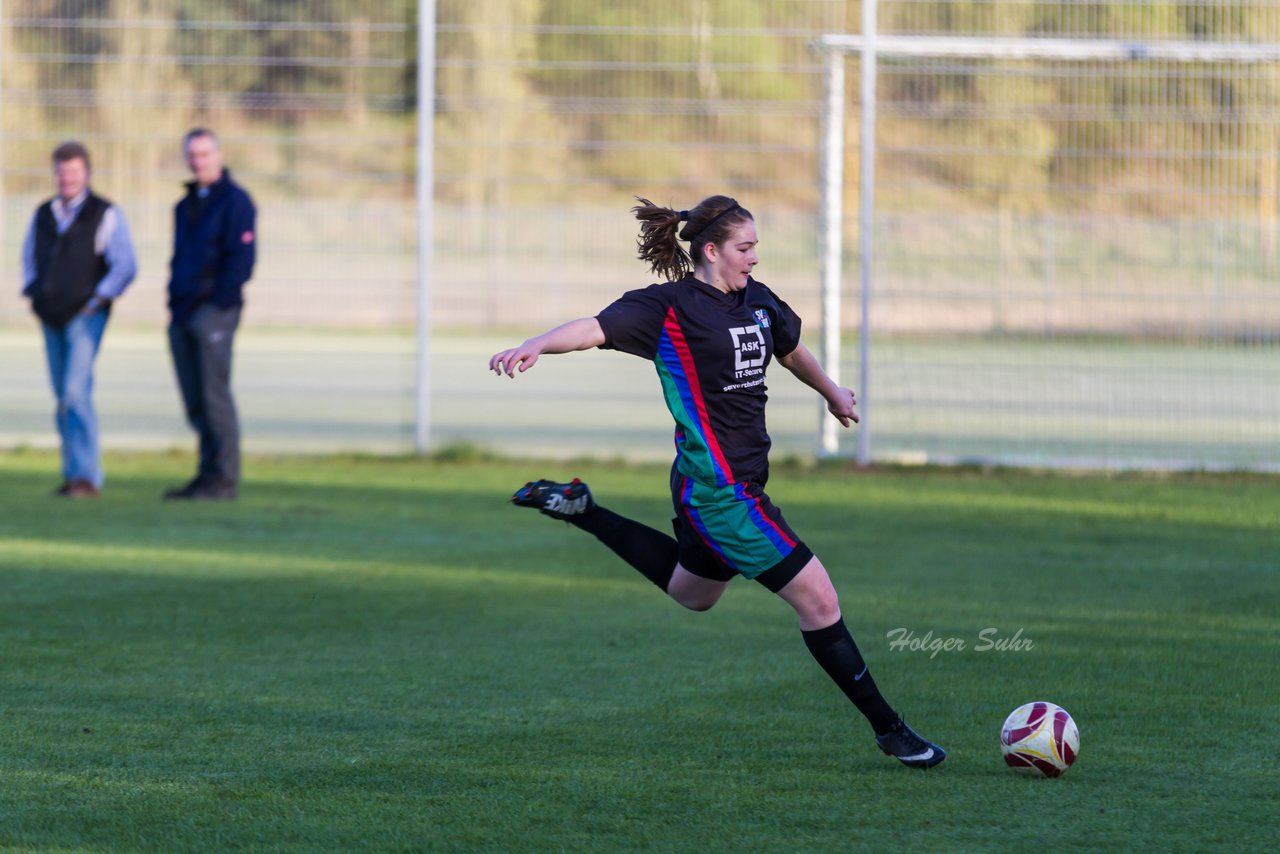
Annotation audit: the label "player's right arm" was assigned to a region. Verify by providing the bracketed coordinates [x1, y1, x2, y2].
[489, 317, 605, 378]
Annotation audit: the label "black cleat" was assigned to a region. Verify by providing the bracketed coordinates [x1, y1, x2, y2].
[511, 478, 596, 520]
[876, 719, 946, 770]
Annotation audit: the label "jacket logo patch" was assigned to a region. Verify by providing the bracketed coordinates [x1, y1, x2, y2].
[753, 309, 770, 328]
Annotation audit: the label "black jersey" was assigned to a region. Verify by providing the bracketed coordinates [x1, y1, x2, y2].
[595, 275, 802, 487]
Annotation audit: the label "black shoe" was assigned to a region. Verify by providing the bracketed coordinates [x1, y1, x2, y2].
[511, 478, 595, 520]
[875, 719, 946, 769]
[163, 476, 205, 500]
[190, 479, 237, 501]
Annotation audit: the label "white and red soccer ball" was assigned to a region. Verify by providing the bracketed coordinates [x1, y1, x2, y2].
[1001, 701, 1080, 777]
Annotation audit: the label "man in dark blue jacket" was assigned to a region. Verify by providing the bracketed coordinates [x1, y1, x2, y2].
[163, 128, 256, 501]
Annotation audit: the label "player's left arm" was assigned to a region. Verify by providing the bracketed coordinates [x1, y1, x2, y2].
[777, 342, 859, 428]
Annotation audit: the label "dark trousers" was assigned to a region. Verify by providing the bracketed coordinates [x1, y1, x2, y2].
[168, 303, 241, 484]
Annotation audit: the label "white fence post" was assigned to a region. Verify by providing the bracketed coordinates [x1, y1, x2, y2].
[817, 44, 846, 457]
[855, 0, 878, 467]
[416, 0, 437, 455]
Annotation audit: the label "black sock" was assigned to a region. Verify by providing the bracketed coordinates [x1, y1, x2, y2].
[566, 506, 678, 592]
[802, 618, 900, 735]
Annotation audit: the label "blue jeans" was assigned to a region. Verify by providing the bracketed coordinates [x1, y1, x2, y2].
[41, 307, 109, 488]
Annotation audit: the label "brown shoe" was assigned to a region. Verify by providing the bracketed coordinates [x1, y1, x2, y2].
[64, 479, 101, 499]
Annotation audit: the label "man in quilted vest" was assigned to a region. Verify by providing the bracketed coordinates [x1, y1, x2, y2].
[21, 141, 137, 498]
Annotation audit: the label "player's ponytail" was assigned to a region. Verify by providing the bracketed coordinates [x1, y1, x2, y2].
[632, 197, 690, 282]
[633, 195, 753, 282]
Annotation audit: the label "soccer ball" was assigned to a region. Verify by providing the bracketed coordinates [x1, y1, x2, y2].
[1000, 701, 1080, 777]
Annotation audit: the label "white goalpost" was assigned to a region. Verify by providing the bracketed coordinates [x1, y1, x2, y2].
[815, 10, 1280, 465]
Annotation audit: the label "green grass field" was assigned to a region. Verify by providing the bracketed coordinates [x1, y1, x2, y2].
[0, 451, 1276, 852]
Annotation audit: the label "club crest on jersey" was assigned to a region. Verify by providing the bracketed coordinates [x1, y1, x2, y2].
[753, 309, 771, 328]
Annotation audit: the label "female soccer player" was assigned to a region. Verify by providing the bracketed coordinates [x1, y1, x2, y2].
[489, 195, 945, 769]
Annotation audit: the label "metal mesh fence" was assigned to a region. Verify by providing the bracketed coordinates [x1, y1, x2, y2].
[430, 0, 847, 330]
[1, 1, 420, 452]
[1, 1, 418, 329]
[1, 1, 1277, 468]
[841, 2, 1280, 468]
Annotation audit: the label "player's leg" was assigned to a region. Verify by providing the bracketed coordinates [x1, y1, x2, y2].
[771, 554, 840, 630]
[513, 478, 676, 588]
[706, 488, 894, 728]
[511, 478, 730, 611]
[576, 504, 735, 610]
[665, 564, 729, 611]
[773, 555, 946, 769]
[775, 557, 897, 729]
[567, 507, 728, 610]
